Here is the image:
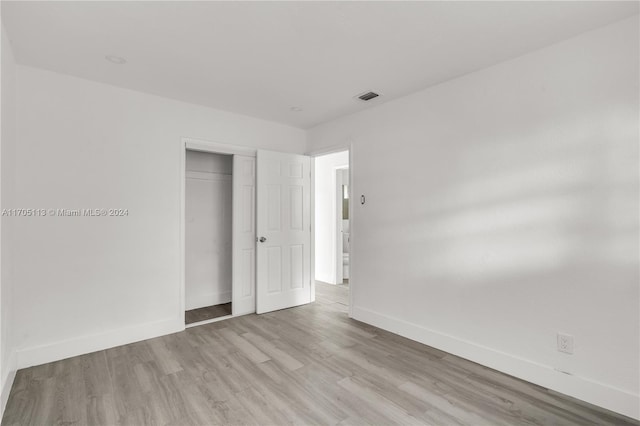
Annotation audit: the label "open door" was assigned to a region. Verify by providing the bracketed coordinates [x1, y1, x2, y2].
[256, 150, 311, 314]
[232, 154, 257, 316]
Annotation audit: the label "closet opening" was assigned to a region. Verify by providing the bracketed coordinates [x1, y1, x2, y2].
[185, 150, 233, 325]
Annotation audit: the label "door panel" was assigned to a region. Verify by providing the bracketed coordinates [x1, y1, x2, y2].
[257, 150, 311, 314]
[232, 155, 257, 315]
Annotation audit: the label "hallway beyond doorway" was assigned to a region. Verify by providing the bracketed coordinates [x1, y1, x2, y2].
[315, 280, 348, 307]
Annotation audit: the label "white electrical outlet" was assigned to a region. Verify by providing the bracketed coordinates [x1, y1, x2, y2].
[557, 333, 574, 354]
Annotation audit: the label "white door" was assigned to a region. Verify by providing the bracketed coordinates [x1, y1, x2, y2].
[256, 150, 311, 314]
[232, 155, 257, 315]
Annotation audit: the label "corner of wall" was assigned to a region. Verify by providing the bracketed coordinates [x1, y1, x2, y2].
[0, 350, 16, 417]
[0, 17, 19, 422]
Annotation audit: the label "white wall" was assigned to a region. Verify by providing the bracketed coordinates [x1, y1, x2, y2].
[308, 17, 639, 419]
[314, 150, 348, 284]
[185, 151, 232, 310]
[12, 66, 306, 368]
[0, 23, 18, 415]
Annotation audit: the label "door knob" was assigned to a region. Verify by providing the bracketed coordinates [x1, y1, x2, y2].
[259, 237, 267, 243]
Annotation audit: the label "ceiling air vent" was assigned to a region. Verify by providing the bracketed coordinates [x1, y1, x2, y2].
[356, 91, 380, 101]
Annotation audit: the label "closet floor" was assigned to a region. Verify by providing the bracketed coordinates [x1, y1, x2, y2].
[185, 302, 232, 324]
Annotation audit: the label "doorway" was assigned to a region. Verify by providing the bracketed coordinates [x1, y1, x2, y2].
[313, 149, 350, 309]
[184, 150, 233, 324]
[336, 167, 350, 286]
[181, 138, 257, 327]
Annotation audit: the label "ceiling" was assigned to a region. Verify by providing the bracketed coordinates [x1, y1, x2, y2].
[2, 1, 638, 129]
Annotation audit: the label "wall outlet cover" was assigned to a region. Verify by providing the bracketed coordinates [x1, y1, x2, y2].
[557, 333, 574, 354]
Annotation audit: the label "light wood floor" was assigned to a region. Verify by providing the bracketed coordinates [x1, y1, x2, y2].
[316, 280, 349, 307]
[3, 282, 637, 425]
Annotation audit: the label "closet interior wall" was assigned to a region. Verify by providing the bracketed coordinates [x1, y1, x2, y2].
[185, 150, 233, 311]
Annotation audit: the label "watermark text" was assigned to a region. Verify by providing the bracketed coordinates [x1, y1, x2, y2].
[2, 208, 129, 217]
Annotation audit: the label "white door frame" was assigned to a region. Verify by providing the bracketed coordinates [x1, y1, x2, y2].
[308, 144, 354, 317]
[335, 167, 348, 284]
[179, 137, 257, 327]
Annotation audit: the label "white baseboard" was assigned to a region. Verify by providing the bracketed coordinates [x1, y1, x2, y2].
[186, 290, 232, 311]
[1, 350, 17, 419]
[16, 317, 184, 370]
[352, 305, 640, 421]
